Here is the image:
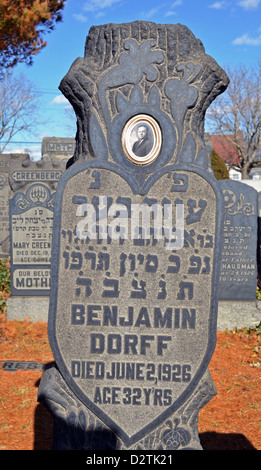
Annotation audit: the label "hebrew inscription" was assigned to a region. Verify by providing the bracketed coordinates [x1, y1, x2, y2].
[48, 163, 222, 447]
[10, 183, 54, 295]
[218, 180, 257, 300]
[39, 21, 229, 450]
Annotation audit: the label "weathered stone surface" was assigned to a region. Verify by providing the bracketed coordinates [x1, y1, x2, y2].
[60, 21, 229, 168]
[45, 163, 222, 449]
[38, 21, 229, 450]
[38, 363, 216, 450]
[41, 137, 76, 160]
[218, 180, 258, 301]
[7, 156, 68, 309]
[9, 183, 54, 296]
[218, 301, 261, 331]
[8, 155, 67, 193]
[6, 296, 49, 321]
[0, 154, 30, 257]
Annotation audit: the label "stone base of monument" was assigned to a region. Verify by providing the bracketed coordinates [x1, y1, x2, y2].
[38, 364, 216, 450]
[6, 296, 49, 322]
[217, 301, 261, 331]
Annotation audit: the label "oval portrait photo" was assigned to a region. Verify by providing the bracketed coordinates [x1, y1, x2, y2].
[121, 114, 162, 165]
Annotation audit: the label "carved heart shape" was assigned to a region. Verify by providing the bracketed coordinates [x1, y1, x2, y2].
[48, 160, 222, 447]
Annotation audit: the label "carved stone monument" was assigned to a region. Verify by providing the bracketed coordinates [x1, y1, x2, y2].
[7, 156, 68, 321]
[217, 180, 261, 331]
[9, 182, 54, 296]
[41, 137, 76, 161]
[38, 21, 229, 450]
[218, 180, 257, 300]
[0, 154, 30, 258]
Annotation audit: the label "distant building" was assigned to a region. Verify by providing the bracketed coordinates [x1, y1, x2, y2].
[249, 168, 261, 181]
[209, 133, 242, 180]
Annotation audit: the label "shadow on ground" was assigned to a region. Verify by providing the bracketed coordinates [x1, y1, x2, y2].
[199, 432, 256, 450]
[33, 369, 257, 451]
[33, 402, 257, 450]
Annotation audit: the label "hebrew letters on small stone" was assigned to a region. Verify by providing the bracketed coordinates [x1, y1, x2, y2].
[10, 183, 55, 295]
[218, 180, 258, 301]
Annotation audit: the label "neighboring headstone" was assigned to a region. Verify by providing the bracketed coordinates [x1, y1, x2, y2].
[41, 137, 76, 161]
[217, 180, 261, 331]
[6, 156, 68, 321]
[257, 191, 261, 277]
[9, 155, 66, 193]
[38, 21, 229, 450]
[9, 182, 54, 296]
[0, 154, 30, 258]
[218, 180, 258, 301]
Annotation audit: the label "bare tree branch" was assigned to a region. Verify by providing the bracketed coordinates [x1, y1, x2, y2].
[0, 70, 42, 153]
[206, 62, 261, 178]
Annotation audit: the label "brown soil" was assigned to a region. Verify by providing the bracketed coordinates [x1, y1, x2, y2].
[0, 315, 260, 451]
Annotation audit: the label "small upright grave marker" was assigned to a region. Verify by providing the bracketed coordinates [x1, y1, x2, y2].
[218, 180, 258, 300]
[38, 21, 229, 450]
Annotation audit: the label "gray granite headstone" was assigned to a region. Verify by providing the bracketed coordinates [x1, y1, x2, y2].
[218, 180, 258, 300]
[41, 137, 76, 161]
[257, 192, 261, 277]
[8, 155, 67, 193]
[38, 21, 229, 450]
[0, 154, 30, 258]
[7, 156, 68, 320]
[9, 182, 54, 296]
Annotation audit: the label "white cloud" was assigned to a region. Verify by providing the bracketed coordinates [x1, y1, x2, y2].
[145, 7, 161, 18]
[232, 32, 261, 45]
[171, 0, 183, 6]
[73, 13, 88, 22]
[165, 10, 177, 16]
[5, 145, 41, 160]
[50, 95, 69, 105]
[237, 0, 260, 9]
[83, 0, 122, 12]
[209, 1, 227, 8]
[164, 0, 182, 16]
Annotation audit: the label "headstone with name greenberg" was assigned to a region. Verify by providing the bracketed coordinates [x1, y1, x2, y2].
[0, 154, 30, 258]
[7, 156, 68, 321]
[9, 182, 54, 296]
[218, 180, 258, 301]
[38, 21, 229, 450]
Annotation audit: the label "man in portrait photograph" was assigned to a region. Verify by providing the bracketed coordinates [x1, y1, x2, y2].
[132, 124, 153, 157]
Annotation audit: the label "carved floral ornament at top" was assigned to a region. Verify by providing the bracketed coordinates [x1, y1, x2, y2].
[98, 39, 201, 123]
[60, 33, 224, 171]
[96, 39, 203, 166]
[59, 24, 229, 179]
[223, 189, 255, 216]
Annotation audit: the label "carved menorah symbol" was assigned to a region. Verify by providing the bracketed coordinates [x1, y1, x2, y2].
[30, 186, 47, 203]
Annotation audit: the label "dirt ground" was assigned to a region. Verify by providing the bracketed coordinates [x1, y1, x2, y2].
[0, 316, 260, 451]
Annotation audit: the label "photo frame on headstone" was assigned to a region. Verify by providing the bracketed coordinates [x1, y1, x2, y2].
[121, 114, 162, 165]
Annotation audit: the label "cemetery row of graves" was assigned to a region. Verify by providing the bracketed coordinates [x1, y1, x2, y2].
[0, 255, 260, 450]
[1, 138, 261, 330]
[0, 139, 260, 450]
[1, 20, 261, 451]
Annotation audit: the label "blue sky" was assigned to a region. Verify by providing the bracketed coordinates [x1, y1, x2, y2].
[4, 0, 261, 159]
